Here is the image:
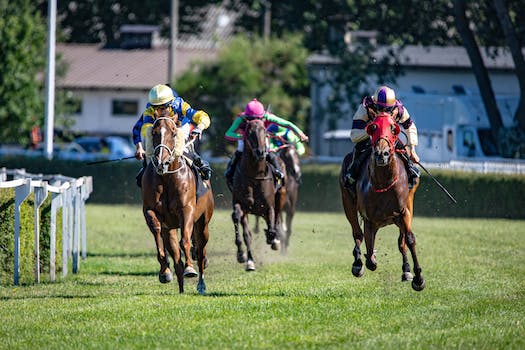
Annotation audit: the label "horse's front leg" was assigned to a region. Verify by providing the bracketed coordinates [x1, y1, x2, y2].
[396, 220, 413, 282]
[232, 203, 246, 264]
[402, 210, 425, 291]
[180, 207, 198, 278]
[363, 220, 378, 271]
[340, 186, 364, 277]
[241, 213, 256, 271]
[264, 206, 280, 251]
[162, 227, 184, 293]
[144, 209, 172, 284]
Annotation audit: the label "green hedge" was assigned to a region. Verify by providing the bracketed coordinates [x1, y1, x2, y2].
[0, 186, 63, 285]
[1, 156, 524, 219]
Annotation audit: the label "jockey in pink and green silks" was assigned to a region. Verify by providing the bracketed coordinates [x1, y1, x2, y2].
[224, 98, 308, 187]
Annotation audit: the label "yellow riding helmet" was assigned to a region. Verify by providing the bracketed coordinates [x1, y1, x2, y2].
[149, 84, 174, 106]
[372, 85, 396, 107]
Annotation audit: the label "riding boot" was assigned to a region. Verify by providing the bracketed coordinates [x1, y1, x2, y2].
[224, 150, 242, 187]
[406, 159, 421, 189]
[267, 152, 285, 181]
[344, 141, 370, 189]
[193, 152, 212, 180]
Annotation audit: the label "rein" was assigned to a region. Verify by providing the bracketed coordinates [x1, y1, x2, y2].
[150, 117, 196, 174]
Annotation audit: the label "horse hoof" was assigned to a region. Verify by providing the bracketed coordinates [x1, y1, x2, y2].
[184, 266, 198, 278]
[159, 272, 173, 284]
[365, 259, 377, 271]
[412, 276, 426, 291]
[245, 260, 256, 271]
[237, 252, 246, 263]
[402, 272, 414, 282]
[352, 263, 364, 277]
[270, 239, 281, 251]
[197, 280, 206, 295]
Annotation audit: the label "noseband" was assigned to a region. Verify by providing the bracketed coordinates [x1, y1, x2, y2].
[151, 117, 184, 175]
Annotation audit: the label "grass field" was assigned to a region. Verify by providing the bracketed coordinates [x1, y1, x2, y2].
[1, 205, 524, 349]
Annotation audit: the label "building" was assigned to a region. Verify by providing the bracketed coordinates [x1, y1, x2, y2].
[307, 45, 521, 159]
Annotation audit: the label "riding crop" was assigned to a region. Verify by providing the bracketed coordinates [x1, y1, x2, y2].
[85, 156, 136, 165]
[416, 161, 458, 204]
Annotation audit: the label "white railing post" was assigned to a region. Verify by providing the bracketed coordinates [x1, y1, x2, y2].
[32, 181, 49, 283]
[14, 179, 31, 285]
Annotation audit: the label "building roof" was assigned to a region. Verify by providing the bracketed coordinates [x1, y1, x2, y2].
[307, 45, 520, 70]
[56, 43, 216, 90]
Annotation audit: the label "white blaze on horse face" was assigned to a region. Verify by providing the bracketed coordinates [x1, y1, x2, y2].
[159, 126, 167, 163]
[375, 138, 391, 166]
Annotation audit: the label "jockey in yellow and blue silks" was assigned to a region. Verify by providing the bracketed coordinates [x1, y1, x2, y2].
[344, 85, 420, 191]
[132, 84, 212, 186]
[224, 98, 308, 187]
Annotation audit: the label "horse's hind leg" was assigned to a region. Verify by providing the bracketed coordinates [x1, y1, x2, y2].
[363, 220, 378, 272]
[194, 219, 209, 295]
[144, 210, 173, 284]
[402, 211, 425, 291]
[232, 204, 246, 264]
[162, 228, 184, 293]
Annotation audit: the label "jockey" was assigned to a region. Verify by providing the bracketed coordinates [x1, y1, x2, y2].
[344, 85, 421, 190]
[224, 98, 308, 187]
[132, 84, 212, 186]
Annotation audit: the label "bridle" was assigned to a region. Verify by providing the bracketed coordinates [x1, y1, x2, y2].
[244, 119, 268, 161]
[150, 117, 194, 175]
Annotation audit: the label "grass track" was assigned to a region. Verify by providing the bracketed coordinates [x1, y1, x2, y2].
[1, 205, 524, 349]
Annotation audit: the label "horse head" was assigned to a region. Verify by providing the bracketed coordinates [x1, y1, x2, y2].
[150, 117, 185, 175]
[244, 119, 268, 161]
[366, 112, 400, 167]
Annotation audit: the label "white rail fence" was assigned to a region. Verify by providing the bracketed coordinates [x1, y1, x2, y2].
[0, 168, 93, 285]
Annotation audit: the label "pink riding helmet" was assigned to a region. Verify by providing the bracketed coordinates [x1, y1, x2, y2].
[244, 99, 265, 118]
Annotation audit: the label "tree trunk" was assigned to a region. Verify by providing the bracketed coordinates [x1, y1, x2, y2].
[453, 0, 504, 142]
[493, 0, 525, 131]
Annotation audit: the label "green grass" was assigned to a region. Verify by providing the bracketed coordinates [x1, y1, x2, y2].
[1, 205, 524, 349]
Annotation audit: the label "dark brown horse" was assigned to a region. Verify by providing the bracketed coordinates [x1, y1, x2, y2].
[276, 144, 301, 253]
[142, 116, 214, 294]
[254, 144, 301, 253]
[339, 112, 425, 291]
[231, 118, 286, 271]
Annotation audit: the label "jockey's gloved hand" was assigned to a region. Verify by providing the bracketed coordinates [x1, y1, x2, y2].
[191, 128, 202, 139]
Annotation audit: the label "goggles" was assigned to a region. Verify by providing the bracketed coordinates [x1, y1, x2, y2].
[152, 102, 171, 110]
[375, 105, 395, 113]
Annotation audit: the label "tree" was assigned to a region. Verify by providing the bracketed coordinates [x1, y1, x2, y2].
[0, 0, 47, 145]
[175, 34, 309, 156]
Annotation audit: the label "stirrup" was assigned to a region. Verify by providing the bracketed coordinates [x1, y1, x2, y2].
[344, 173, 355, 189]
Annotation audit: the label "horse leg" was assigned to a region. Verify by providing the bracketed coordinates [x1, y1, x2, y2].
[397, 227, 413, 282]
[232, 204, 246, 264]
[363, 220, 378, 271]
[194, 218, 209, 295]
[341, 187, 365, 277]
[162, 228, 184, 293]
[402, 210, 425, 291]
[264, 207, 280, 251]
[144, 209, 173, 283]
[241, 214, 256, 271]
[180, 209, 198, 278]
[254, 216, 260, 234]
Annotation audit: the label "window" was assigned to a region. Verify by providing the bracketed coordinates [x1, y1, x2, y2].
[112, 99, 138, 116]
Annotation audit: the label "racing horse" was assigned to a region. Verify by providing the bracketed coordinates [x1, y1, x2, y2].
[339, 112, 425, 291]
[254, 143, 301, 254]
[141, 116, 213, 294]
[231, 118, 286, 271]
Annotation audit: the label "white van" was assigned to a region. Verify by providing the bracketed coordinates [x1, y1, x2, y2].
[397, 92, 519, 162]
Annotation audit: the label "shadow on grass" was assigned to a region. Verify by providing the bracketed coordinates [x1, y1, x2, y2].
[87, 252, 151, 258]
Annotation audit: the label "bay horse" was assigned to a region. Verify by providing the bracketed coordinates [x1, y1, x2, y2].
[339, 112, 425, 291]
[231, 118, 286, 271]
[141, 116, 214, 294]
[254, 143, 300, 254]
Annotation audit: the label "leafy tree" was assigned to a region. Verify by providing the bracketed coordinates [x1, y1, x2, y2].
[175, 34, 309, 156]
[0, 0, 47, 146]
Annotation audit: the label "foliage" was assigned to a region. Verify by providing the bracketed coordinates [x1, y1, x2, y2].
[0, 0, 47, 146]
[175, 34, 310, 156]
[0, 205, 524, 349]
